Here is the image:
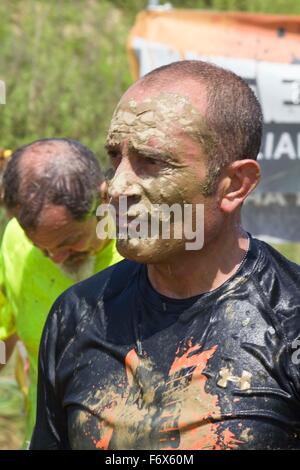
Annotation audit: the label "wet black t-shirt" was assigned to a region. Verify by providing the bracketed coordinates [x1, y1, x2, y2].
[30, 236, 300, 450]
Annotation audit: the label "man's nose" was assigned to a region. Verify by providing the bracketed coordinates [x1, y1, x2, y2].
[107, 159, 142, 201]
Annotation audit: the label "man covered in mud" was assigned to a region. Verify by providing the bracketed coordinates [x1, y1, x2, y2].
[31, 61, 300, 450]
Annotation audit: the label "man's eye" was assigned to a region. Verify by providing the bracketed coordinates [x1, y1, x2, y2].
[109, 151, 119, 159]
[144, 156, 159, 165]
[107, 148, 121, 160]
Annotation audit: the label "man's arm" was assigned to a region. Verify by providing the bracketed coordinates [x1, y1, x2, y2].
[29, 299, 69, 450]
[0, 333, 18, 371]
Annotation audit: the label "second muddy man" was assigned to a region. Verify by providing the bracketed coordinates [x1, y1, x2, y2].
[31, 61, 300, 450]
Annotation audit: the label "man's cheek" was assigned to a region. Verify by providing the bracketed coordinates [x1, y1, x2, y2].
[142, 174, 186, 205]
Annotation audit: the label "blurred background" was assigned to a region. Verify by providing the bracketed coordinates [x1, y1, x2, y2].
[1, 0, 300, 449]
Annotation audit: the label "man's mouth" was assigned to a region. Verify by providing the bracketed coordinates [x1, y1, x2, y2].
[64, 252, 89, 267]
[116, 212, 149, 228]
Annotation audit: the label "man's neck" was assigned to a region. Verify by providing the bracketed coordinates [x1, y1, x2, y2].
[147, 225, 249, 299]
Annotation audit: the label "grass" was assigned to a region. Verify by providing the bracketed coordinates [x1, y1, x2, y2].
[273, 243, 300, 265]
[0, 352, 25, 450]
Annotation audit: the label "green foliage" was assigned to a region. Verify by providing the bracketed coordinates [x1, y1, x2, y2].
[168, 0, 300, 13]
[273, 243, 300, 265]
[1, 0, 300, 168]
[0, 0, 134, 167]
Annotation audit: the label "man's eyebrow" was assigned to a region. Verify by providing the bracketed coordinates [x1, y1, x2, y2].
[131, 144, 188, 168]
[129, 143, 171, 160]
[105, 143, 119, 152]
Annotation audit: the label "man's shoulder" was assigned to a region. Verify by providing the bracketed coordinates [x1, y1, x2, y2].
[1, 218, 34, 277]
[2, 217, 31, 251]
[254, 237, 300, 286]
[47, 259, 140, 328]
[41, 258, 141, 358]
[70, 258, 140, 301]
[252, 237, 300, 338]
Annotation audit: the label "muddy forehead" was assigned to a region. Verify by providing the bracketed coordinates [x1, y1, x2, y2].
[106, 92, 208, 151]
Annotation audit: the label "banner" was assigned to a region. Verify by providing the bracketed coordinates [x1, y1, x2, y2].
[128, 10, 300, 242]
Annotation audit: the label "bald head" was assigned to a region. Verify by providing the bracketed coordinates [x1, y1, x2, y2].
[3, 138, 103, 230]
[18, 139, 82, 173]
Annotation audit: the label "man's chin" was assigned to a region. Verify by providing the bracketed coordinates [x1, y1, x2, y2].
[63, 252, 90, 268]
[116, 237, 183, 263]
[58, 255, 95, 282]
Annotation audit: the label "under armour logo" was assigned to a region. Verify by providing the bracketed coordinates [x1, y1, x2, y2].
[217, 367, 252, 390]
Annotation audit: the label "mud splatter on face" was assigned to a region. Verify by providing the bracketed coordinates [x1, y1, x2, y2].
[106, 93, 218, 262]
[107, 93, 216, 171]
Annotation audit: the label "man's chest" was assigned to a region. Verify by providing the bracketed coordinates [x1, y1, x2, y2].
[61, 310, 300, 450]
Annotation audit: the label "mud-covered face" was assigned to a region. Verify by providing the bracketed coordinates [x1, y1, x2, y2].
[106, 92, 219, 263]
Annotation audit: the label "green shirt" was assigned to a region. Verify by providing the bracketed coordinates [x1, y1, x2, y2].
[0, 217, 122, 447]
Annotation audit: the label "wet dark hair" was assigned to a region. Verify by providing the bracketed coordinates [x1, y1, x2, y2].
[3, 138, 103, 230]
[140, 60, 263, 195]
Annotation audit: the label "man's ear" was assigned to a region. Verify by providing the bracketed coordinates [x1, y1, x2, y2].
[100, 180, 109, 204]
[219, 159, 261, 214]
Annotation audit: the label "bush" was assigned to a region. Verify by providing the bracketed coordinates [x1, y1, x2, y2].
[0, 0, 135, 167]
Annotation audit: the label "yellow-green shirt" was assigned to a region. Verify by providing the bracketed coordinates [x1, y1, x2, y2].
[0, 218, 122, 447]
